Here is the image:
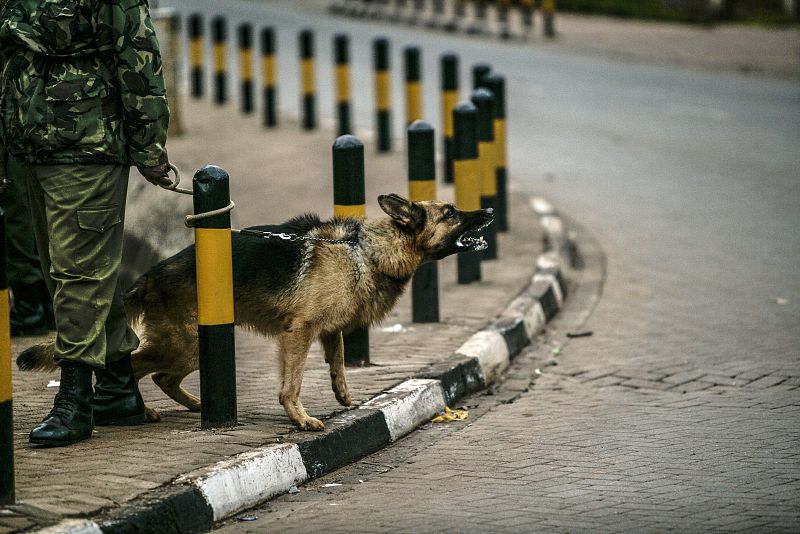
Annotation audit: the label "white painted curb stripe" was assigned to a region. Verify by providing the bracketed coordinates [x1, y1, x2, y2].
[177, 443, 308, 521]
[521, 301, 547, 339]
[456, 330, 510, 385]
[533, 272, 564, 306]
[34, 520, 102, 534]
[361, 378, 446, 442]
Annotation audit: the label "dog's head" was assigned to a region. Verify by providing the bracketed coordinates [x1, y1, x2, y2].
[377, 193, 494, 262]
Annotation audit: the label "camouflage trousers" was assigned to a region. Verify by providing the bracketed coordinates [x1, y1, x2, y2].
[21, 163, 139, 368]
[2, 154, 43, 287]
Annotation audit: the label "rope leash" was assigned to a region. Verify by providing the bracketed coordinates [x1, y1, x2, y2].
[160, 165, 355, 245]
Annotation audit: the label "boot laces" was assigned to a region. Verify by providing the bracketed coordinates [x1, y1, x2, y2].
[48, 366, 80, 420]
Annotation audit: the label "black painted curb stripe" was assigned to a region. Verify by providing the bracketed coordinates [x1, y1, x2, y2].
[97, 485, 213, 534]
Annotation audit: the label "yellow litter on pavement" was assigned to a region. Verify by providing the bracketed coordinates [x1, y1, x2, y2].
[431, 406, 469, 423]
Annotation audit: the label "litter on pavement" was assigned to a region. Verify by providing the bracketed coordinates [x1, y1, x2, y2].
[431, 406, 469, 423]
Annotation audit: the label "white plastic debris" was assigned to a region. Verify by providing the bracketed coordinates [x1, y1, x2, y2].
[47, 380, 60, 388]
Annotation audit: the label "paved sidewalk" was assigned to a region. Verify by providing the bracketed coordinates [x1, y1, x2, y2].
[1, 98, 544, 532]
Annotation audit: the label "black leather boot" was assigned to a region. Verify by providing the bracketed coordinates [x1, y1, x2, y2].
[10, 282, 48, 336]
[92, 354, 145, 426]
[29, 361, 94, 446]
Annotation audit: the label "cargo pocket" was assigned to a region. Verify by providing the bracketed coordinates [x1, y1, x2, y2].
[77, 205, 121, 234]
[45, 76, 107, 149]
[73, 205, 122, 274]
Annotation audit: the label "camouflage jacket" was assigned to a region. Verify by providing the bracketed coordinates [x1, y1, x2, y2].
[0, 0, 169, 166]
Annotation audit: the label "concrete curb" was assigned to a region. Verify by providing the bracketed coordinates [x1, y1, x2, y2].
[38, 196, 574, 534]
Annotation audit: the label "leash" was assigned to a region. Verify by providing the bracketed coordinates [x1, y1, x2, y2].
[160, 165, 356, 245]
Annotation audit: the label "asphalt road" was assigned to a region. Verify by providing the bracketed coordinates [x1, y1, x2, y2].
[161, 1, 799, 530]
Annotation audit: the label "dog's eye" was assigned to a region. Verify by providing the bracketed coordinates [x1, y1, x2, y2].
[443, 207, 456, 219]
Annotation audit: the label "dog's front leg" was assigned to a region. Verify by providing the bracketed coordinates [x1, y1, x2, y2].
[278, 325, 325, 431]
[321, 331, 352, 407]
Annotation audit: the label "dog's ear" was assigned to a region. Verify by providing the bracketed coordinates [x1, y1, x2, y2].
[378, 194, 424, 228]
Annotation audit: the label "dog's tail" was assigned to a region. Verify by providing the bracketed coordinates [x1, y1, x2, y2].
[17, 340, 58, 372]
[123, 272, 149, 323]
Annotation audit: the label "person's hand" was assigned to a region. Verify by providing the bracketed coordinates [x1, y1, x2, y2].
[137, 151, 172, 187]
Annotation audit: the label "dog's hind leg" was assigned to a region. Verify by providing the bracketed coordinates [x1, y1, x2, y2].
[278, 325, 324, 431]
[152, 372, 201, 412]
[321, 331, 352, 407]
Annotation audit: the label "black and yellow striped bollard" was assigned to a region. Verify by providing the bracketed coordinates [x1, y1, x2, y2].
[404, 46, 422, 126]
[440, 53, 459, 184]
[332, 135, 370, 366]
[299, 29, 317, 130]
[542, 0, 557, 38]
[0, 208, 14, 506]
[212, 16, 227, 105]
[373, 37, 392, 152]
[261, 27, 278, 128]
[471, 87, 498, 260]
[192, 165, 237, 428]
[497, 0, 512, 39]
[485, 73, 508, 232]
[188, 13, 204, 98]
[520, 0, 535, 38]
[408, 121, 439, 322]
[472, 62, 491, 90]
[334, 34, 352, 136]
[238, 23, 254, 114]
[453, 101, 481, 283]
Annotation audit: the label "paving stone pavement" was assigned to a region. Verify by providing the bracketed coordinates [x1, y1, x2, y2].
[0, 99, 543, 532]
[216, 218, 800, 533]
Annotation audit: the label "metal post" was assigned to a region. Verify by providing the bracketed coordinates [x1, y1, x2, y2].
[542, 0, 556, 38]
[485, 73, 508, 232]
[332, 136, 370, 366]
[471, 88, 498, 260]
[211, 16, 227, 105]
[299, 29, 317, 130]
[497, 0, 511, 39]
[373, 37, 392, 152]
[520, 0, 534, 39]
[0, 208, 14, 506]
[404, 46, 423, 126]
[472, 62, 491, 90]
[193, 166, 237, 428]
[261, 27, 277, 127]
[408, 121, 440, 322]
[334, 34, 352, 136]
[453, 101, 481, 283]
[238, 23, 254, 114]
[188, 14, 204, 98]
[440, 53, 459, 184]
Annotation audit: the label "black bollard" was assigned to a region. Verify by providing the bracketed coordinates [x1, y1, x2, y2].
[261, 27, 278, 127]
[299, 29, 317, 130]
[471, 88, 498, 260]
[238, 23, 254, 114]
[188, 14, 204, 98]
[404, 46, 423, 126]
[440, 53, 459, 184]
[212, 16, 227, 105]
[373, 37, 393, 152]
[0, 208, 14, 505]
[332, 136, 370, 365]
[192, 166, 237, 428]
[334, 34, 352, 136]
[407, 121, 440, 322]
[453, 102, 481, 283]
[485, 73, 508, 232]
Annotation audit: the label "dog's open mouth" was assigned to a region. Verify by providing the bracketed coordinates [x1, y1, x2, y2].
[456, 231, 488, 251]
[455, 214, 493, 251]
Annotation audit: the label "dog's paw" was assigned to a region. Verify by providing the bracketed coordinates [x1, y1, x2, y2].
[144, 406, 161, 423]
[335, 390, 352, 407]
[299, 417, 325, 431]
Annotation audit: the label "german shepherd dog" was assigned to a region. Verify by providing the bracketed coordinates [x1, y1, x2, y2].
[18, 194, 493, 430]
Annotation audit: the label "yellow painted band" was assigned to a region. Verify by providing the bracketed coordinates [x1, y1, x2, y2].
[405, 81, 422, 125]
[442, 90, 459, 136]
[494, 119, 507, 168]
[409, 180, 436, 202]
[214, 43, 226, 73]
[479, 141, 497, 196]
[263, 55, 275, 87]
[301, 58, 315, 95]
[0, 289, 11, 403]
[190, 39, 203, 68]
[375, 70, 390, 111]
[454, 158, 480, 211]
[194, 228, 235, 325]
[334, 204, 366, 218]
[240, 49, 253, 80]
[336, 64, 351, 103]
